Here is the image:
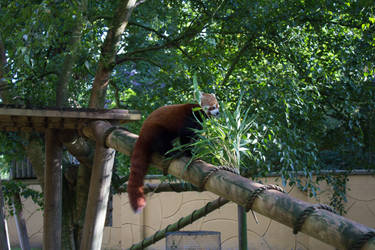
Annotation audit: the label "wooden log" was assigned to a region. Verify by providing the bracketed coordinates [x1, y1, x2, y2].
[79, 121, 115, 250]
[90, 128, 375, 250]
[43, 128, 62, 250]
[119, 182, 202, 194]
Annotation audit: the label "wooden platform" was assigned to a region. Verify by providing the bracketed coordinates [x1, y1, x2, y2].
[0, 106, 141, 132]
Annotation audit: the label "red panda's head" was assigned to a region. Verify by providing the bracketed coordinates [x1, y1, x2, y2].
[200, 93, 219, 117]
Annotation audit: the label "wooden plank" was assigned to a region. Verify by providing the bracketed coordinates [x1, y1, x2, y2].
[0, 116, 13, 125]
[0, 115, 136, 131]
[30, 117, 47, 129]
[0, 107, 141, 121]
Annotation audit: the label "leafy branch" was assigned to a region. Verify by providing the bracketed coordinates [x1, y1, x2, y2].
[222, 38, 254, 85]
[116, 15, 210, 64]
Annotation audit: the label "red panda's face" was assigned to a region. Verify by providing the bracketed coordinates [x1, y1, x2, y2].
[202, 103, 220, 116]
[200, 93, 219, 117]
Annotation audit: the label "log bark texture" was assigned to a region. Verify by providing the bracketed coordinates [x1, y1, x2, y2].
[82, 127, 375, 250]
[88, 0, 136, 109]
[79, 121, 115, 250]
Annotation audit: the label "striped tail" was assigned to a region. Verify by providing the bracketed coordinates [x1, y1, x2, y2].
[127, 139, 151, 213]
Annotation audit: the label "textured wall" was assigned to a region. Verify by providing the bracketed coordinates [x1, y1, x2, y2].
[6, 175, 375, 249]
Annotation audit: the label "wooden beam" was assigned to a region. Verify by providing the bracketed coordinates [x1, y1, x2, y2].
[0, 107, 140, 121]
[0, 108, 140, 132]
[80, 121, 115, 250]
[43, 128, 62, 250]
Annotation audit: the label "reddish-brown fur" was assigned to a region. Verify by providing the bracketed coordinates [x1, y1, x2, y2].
[128, 104, 199, 213]
[128, 95, 218, 213]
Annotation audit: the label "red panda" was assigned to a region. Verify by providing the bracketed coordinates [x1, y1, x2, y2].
[127, 93, 219, 213]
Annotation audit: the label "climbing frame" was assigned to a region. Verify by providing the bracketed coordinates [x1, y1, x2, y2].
[0, 105, 140, 250]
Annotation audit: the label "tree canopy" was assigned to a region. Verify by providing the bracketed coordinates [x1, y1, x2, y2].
[0, 0, 374, 230]
[0, 0, 374, 248]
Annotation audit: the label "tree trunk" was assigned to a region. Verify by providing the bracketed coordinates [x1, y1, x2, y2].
[43, 129, 62, 250]
[88, 0, 136, 109]
[0, 33, 11, 104]
[54, 0, 85, 246]
[61, 173, 77, 250]
[55, 15, 83, 107]
[58, 130, 93, 248]
[0, 179, 10, 250]
[79, 1, 136, 249]
[74, 164, 91, 248]
[12, 193, 31, 250]
[55, 0, 86, 108]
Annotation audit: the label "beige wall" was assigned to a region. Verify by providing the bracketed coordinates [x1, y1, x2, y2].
[7, 175, 375, 249]
[6, 185, 43, 248]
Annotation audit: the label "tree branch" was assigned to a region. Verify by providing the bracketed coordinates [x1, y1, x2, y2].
[0, 34, 11, 104]
[115, 56, 163, 68]
[116, 15, 209, 65]
[128, 21, 168, 39]
[222, 38, 253, 85]
[55, 4, 85, 107]
[88, 0, 137, 109]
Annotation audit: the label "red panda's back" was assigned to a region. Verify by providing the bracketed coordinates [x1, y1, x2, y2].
[142, 103, 199, 133]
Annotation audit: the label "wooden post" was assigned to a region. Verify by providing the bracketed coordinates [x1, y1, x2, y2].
[43, 128, 62, 249]
[80, 121, 115, 250]
[13, 193, 31, 250]
[0, 179, 10, 250]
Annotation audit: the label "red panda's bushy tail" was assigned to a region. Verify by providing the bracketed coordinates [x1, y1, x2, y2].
[128, 138, 152, 213]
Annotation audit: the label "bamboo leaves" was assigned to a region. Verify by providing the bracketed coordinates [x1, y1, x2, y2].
[182, 92, 262, 174]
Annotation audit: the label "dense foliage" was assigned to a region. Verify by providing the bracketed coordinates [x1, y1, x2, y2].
[0, 0, 374, 214]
